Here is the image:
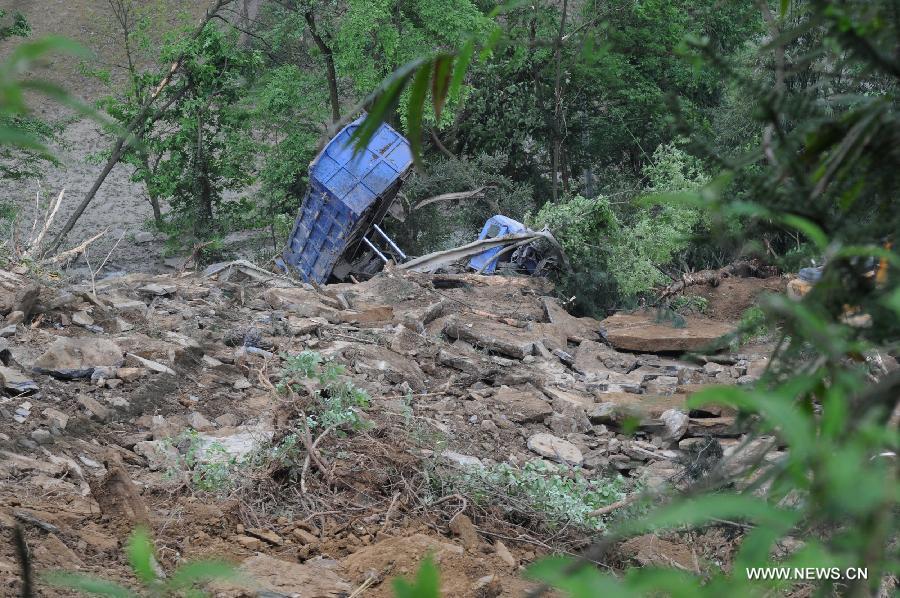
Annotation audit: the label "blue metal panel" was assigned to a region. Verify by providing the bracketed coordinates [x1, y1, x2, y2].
[283, 115, 413, 283]
[468, 215, 529, 274]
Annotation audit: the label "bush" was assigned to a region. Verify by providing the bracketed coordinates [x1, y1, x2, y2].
[530, 141, 712, 315]
[440, 460, 628, 531]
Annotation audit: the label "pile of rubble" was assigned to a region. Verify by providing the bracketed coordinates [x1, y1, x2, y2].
[0, 261, 772, 595]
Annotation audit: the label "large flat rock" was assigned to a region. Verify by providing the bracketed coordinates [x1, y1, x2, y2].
[490, 384, 553, 423]
[600, 311, 734, 352]
[443, 316, 535, 359]
[32, 337, 124, 379]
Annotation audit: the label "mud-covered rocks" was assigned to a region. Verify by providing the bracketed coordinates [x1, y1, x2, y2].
[32, 337, 124, 379]
[527, 433, 584, 466]
[490, 385, 553, 423]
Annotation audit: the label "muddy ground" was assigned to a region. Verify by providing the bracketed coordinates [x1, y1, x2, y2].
[0, 259, 786, 596]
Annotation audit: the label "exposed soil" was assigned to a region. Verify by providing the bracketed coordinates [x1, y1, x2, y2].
[685, 276, 788, 321]
[0, 264, 769, 596]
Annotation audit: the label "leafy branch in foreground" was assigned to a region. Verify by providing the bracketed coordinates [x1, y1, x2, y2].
[45, 527, 236, 597]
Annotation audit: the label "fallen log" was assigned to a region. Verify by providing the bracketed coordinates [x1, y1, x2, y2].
[657, 260, 761, 300]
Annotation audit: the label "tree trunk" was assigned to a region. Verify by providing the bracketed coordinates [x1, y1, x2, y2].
[304, 11, 340, 123]
[45, 0, 231, 254]
[550, 0, 568, 203]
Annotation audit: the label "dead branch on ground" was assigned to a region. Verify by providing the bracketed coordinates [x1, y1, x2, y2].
[656, 259, 762, 300]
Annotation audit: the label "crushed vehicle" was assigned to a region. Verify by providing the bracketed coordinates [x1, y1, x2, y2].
[281, 118, 566, 282]
[281, 116, 413, 283]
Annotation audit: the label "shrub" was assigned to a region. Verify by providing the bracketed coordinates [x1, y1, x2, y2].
[531, 142, 712, 315]
[441, 460, 628, 531]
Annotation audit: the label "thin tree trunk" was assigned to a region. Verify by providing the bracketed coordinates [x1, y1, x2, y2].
[550, 0, 569, 203]
[45, 0, 232, 255]
[304, 11, 340, 123]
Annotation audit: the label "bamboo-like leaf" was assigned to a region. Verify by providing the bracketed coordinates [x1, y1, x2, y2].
[44, 572, 138, 598]
[0, 124, 50, 154]
[393, 555, 440, 598]
[526, 557, 628, 596]
[430, 55, 452, 122]
[4, 36, 89, 74]
[479, 26, 503, 60]
[623, 494, 797, 535]
[406, 60, 433, 169]
[126, 527, 158, 586]
[448, 40, 475, 101]
[350, 57, 425, 155]
[780, 0, 790, 18]
[778, 214, 828, 249]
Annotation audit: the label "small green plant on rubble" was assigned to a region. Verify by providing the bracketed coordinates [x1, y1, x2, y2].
[278, 350, 372, 433]
[444, 461, 628, 531]
[163, 429, 241, 494]
[46, 527, 235, 597]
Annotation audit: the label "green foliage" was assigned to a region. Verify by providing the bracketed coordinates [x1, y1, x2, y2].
[102, 24, 260, 243]
[167, 429, 241, 494]
[279, 350, 372, 432]
[670, 294, 709, 315]
[336, 0, 489, 129]
[46, 527, 236, 597]
[363, 0, 899, 595]
[393, 555, 441, 598]
[442, 460, 627, 531]
[531, 142, 710, 314]
[0, 12, 72, 186]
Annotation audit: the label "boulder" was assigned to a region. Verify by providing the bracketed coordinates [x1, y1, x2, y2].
[134, 440, 180, 471]
[660, 409, 689, 442]
[540, 297, 600, 343]
[443, 316, 535, 359]
[573, 340, 637, 376]
[490, 384, 553, 423]
[76, 393, 112, 421]
[137, 283, 176, 296]
[213, 554, 351, 597]
[526, 433, 583, 466]
[600, 311, 734, 352]
[32, 337, 124, 379]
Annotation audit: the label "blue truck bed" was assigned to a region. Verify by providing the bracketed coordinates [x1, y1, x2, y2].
[283, 116, 413, 283]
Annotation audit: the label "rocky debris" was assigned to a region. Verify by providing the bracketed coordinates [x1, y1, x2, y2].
[527, 433, 584, 466]
[444, 316, 535, 359]
[0, 263, 769, 590]
[0, 365, 38, 394]
[600, 311, 734, 352]
[33, 337, 124, 379]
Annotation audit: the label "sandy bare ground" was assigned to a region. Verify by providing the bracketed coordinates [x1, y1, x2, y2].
[0, 0, 209, 274]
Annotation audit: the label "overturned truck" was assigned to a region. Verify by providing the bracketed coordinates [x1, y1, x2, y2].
[282, 117, 566, 282]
